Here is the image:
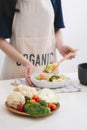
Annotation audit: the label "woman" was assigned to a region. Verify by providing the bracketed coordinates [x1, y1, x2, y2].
[0, 0, 77, 85]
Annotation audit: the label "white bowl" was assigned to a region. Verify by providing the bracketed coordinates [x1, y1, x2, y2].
[30, 73, 71, 88]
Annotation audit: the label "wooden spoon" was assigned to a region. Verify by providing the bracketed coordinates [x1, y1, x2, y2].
[43, 52, 77, 73]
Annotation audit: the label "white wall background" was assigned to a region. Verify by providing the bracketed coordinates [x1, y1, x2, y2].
[57, 0, 87, 73]
[0, 0, 87, 74]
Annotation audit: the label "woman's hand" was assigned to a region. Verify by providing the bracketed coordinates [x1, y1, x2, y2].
[58, 45, 78, 59]
[55, 29, 78, 59]
[24, 62, 34, 86]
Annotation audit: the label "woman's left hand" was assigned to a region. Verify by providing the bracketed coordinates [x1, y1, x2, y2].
[58, 45, 78, 59]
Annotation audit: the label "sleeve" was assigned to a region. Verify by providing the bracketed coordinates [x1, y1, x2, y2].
[0, 11, 12, 39]
[52, 0, 65, 31]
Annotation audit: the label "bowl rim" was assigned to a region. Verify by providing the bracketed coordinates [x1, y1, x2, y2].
[78, 63, 87, 71]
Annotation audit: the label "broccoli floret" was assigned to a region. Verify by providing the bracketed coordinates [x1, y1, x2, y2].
[24, 102, 51, 117]
[49, 75, 60, 82]
[40, 100, 48, 107]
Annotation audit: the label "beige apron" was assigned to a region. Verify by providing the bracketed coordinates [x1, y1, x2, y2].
[0, 0, 57, 80]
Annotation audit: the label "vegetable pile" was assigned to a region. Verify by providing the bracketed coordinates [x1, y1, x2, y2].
[6, 85, 59, 118]
[24, 95, 57, 117]
[9, 95, 58, 118]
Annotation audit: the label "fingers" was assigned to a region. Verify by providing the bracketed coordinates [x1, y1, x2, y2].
[60, 45, 78, 58]
[24, 62, 35, 86]
[25, 75, 35, 87]
[68, 51, 77, 59]
[25, 71, 34, 87]
[64, 46, 78, 59]
[66, 45, 77, 52]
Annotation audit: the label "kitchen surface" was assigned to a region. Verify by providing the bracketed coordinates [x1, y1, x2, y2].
[0, 72, 87, 130]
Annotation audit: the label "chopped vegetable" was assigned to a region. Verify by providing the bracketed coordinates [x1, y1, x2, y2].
[36, 73, 46, 80]
[49, 75, 60, 82]
[36, 73, 68, 83]
[44, 63, 57, 73]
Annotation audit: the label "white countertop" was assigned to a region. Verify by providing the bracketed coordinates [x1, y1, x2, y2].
[0, 73, 87, 130]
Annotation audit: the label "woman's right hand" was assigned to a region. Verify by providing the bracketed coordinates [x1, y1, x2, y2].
[0, 38, 34, 85]
[24, 62, 34, 86]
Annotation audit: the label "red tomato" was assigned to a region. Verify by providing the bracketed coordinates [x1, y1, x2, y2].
[17, 104, 24, 112]
[51, 104, 57, 110]
[32, 95, 38, 100]
[32, 95, 41, 102]
[48, 103, 53, 108]
[36, 97, 41, 102]
[48, 103, 57, 110]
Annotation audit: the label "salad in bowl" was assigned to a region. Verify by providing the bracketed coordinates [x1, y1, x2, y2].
[30, 73, 71, 88]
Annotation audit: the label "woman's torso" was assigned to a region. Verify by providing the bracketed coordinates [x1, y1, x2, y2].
[0, 0, 57, 79]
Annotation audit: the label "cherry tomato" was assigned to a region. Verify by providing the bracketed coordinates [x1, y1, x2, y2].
[48, 103, 53, 108]
[32, 95, 41, 102]
[17, 104, 24, 112]
[48, 103, 57, 110]
[36, 97, 41, 102]
[32, 95, 38, 100]
[51, 104, 57, 110]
